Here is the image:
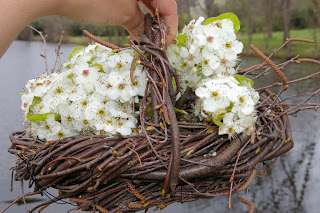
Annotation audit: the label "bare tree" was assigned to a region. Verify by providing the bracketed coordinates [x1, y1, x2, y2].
[311, 0, 320, 58]
[176, 0, 196, 29]
[264, 0, 276, 51]
[246, 0, 257, 54]
[283, 0, 292, 58]
[185, 0, 192, 20]
[312, 0, 320, 24]
[197, 0, 215, 18]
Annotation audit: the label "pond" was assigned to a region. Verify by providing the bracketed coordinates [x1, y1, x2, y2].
[0, 41, 319, 213]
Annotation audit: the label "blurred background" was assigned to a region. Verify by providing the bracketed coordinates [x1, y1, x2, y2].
[17, 0, 320, 59]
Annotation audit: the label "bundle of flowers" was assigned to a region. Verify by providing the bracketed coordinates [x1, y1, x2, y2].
[20, 14, 258, 142]
[6, 12, 320, 213]
[21, 44, 147, 141]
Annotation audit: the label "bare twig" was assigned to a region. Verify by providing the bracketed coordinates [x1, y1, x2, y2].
[27, 25, 48, 75]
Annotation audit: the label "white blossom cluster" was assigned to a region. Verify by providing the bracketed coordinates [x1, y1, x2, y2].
[167, 16, 259, 138]
[20, 43, 147, 141]
[20, 15, 260, 141]
[194, 76, 259, 138]
[167, 16, 243, 90]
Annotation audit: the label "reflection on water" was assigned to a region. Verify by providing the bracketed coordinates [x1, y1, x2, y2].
[0, 41, 319, 213]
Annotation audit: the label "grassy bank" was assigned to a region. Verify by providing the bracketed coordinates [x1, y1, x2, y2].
[34, 28, 320, 59]
[238, 28, 320, 59]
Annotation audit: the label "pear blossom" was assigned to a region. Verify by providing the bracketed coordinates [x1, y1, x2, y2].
[36, 114, 61, 141]
[195, 75, 259, 137]
[20, 43, 147, 141]
[218, 113, 243, 138]
[228, 86, 256, 116]
[195, 79, 231, 113]
[195, 25, 223, 51]
[74, 62, 100, 85]
[21, 93, 34, 112]
[20, 15, 259, 142]
[167, 16, 244, 91]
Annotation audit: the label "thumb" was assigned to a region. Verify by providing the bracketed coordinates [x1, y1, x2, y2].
[122, 3, 145, 42]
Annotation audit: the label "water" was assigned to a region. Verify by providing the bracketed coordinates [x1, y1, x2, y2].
[0, 41, 319, 213]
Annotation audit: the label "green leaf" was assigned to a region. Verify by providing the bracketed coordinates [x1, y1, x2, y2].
[172, 76, 177, 90]
[66, 64, 72, 70]
[174, 108, 189, 115]
[226, 103, 234, 113]
[27, 113, 61, 122]
[31, 97, 41, 106]
[147, 105, 153, 118]
[91, 64, 105, 73]
[67, 73, 75, 84]
[233, 74, 254, 86]
[204, 13, 240, 33]
[211, 109, 227, 126]
[184, 150, 194, 158]
[212, 117, 224, 126]
[69, 46, 85, 60]
[144, 52, 150, 57]
[176, 33, 187, 48]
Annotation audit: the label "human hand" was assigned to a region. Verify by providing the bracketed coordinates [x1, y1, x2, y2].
[56, 0, 178, 46]
[0, 0, 178, 58]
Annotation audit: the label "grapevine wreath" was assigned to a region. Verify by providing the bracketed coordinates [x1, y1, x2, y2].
[5, 9, 320, 213]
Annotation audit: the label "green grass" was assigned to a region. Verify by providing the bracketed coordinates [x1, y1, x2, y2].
[238, 28, 320, 59]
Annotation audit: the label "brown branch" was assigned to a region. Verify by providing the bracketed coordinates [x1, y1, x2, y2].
[287, 38, 315, 43]
[137, 134, 250, 180]
[238, 197, 255, 213]
[250, 44, 287, 84]
[241, 62, 266, 73]
[27, 25, 48, 75]
[83, 30, 120, 50]
[130, 56, 139, 84]
[296, 58, 320, 65]
[53, 31, 64, 73]
[256, 72, 320, 91]
[166, 94, 181, 195]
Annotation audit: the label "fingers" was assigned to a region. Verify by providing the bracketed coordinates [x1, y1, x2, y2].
[124, 0, 178, 47]
[140, 0, 156, 15]
[147, 0, 178, 46]
[122, 2, 145, 42]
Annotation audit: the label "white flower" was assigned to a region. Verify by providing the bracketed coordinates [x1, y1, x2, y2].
[37, 114, 61, 141]
[74, 62, 99, 85]
[201, 48, 220, 76]
[114, 118, 136, 135]
[21, 93, 34, 112]
[21, 42, 147, 140]
[107, 50, 134, 70]
[195, 25, 223, 51]
[106, 71, 138, 102]
[228, 86, 255, 116]
[195, 79, 231, 113]
[26, 74, 58, 97]
[238, 114, 257, 135]
[212, 19, 236, 40]
[58, 103, 75, 128]
[222, 39, 244, 55]
[219, 112, 244, 138]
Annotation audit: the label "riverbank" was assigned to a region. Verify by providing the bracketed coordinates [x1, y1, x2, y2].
[238, 28, 320, 59]
[31, 28, 320, 59]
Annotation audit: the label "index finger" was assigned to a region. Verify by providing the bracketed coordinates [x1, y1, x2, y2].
[143, 0, 178, 47]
